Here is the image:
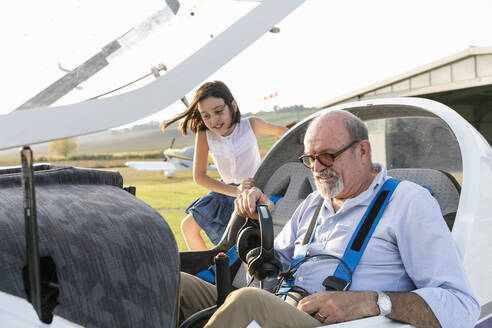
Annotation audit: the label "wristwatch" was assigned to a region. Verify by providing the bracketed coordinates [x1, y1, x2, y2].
[377, 292, 392, 316]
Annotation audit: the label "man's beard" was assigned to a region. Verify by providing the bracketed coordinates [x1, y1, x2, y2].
[314, 168, 344, 199]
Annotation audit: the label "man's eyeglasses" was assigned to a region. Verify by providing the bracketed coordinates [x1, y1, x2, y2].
[298, 140, 360, 168]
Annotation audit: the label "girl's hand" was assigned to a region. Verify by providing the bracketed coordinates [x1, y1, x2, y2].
[238, 178, 255, 193]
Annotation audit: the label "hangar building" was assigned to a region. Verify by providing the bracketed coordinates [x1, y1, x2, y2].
[319, 46, 492, 145]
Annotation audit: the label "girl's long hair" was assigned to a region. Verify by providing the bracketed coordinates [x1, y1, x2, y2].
[161, 80, 241, 135]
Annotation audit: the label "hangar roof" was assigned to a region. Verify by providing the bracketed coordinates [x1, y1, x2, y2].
[319, 46, 492, 108]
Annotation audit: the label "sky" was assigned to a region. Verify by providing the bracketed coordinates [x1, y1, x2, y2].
[2, 0, 492, 128]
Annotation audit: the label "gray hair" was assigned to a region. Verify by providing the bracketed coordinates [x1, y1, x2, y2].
[344, 114, 368, 141]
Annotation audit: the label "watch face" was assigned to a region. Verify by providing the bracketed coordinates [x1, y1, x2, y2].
[378, 292, 392, 315]
[380, 297, 391, 310]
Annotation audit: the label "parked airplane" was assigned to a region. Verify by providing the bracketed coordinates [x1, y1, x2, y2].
[0, 1, 490, 328]
[125, 145, 216, 178]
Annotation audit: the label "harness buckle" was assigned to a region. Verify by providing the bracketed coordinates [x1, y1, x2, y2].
[322, 276, 349, 291]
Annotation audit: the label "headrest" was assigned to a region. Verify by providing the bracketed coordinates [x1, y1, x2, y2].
[388, 168, 460, 216]
[262, 162, 315, 227]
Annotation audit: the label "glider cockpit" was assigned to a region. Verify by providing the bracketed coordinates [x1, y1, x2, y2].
[180, 97, 492, 328]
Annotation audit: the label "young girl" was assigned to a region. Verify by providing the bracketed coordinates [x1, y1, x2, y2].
[162, 81, 287, 250]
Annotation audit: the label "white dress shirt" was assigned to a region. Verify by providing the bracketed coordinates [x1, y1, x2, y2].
[274, 165, 480, 328]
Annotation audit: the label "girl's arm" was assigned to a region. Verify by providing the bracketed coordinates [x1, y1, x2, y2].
[193, 130, 241, 197]
[249, 117, 288, 138]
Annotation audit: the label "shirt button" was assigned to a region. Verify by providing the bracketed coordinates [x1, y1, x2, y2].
[298, 277, 304, 282]
[329, 219, 333, 224]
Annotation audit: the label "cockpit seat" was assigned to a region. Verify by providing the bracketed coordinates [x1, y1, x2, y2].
[387, 168, 461, 230]
[0, 164, 179, 327]
[262, 162, 316, 235]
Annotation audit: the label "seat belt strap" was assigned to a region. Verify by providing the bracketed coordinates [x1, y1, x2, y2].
[328, 178, 401, 289]
[302, 200, 324, 245]
[195, 245, 239, 284]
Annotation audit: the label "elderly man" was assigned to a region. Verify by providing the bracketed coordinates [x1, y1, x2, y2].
[179, 110, 479, 328]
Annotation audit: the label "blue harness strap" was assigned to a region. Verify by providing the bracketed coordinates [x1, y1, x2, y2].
[269, 195, 283, 204]
[278, 178, 401, 298]
[329, 178, 401, 288]
[195, 245, 239, 283]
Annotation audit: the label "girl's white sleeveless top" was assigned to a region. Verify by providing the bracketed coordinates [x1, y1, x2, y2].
[206, 118, 261, 184]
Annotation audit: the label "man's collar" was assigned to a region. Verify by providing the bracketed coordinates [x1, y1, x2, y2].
[348, 163, 387, 207]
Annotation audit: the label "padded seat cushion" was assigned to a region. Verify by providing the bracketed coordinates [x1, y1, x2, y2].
[262, 163, 316, 233]
[388, 168, 460, 216]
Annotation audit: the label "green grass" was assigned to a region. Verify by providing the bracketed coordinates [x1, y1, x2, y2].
[257, 136, 277, 152]
[114, 167, 220, 251]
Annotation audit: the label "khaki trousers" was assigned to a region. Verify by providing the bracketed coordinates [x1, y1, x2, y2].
[179, 272, 321, 328]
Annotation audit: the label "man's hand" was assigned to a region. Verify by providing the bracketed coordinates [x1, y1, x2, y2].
[234, 187, 274, 220]
[297, 291, 378, 324]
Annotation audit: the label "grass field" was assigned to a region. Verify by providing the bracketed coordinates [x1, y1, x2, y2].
[114, 167, 221, 251]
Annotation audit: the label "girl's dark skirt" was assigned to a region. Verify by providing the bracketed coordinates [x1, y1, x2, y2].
[185, 190, 235, 245]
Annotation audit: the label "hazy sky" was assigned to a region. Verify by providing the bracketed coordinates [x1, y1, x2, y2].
[2, 0, 492, 126]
